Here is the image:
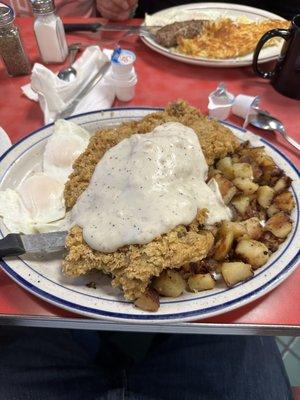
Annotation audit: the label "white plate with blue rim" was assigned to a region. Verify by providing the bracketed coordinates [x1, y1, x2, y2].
[142, 2, 287, 67]
[0, 108, 299, 323]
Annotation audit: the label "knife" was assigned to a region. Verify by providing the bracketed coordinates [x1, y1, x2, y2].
[56, 61, 111, 119]
[64, 23, 160, 36]
[0, 231, 67, 257]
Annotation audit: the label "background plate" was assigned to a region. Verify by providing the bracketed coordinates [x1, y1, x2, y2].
[142, 2, 286, 67]
[0, 108, 299, 323]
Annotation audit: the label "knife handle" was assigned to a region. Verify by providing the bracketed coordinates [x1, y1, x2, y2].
[0, 234, 25, 258]
[64, 23, 102, 33]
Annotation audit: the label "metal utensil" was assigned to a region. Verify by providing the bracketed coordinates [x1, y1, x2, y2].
[0, 231, 67, 257]
[249, 110, 300, 152]
[57, 43, 81, 82]
[64, 22, 161, 37]
[56, 61, 111, 120]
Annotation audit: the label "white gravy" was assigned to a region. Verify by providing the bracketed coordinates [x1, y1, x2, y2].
[71, 122, 231, 252]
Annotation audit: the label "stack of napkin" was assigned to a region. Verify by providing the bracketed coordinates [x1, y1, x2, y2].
[22, 46, 115, 124]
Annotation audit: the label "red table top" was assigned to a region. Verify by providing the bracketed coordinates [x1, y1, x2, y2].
[0, 17, 299, 327]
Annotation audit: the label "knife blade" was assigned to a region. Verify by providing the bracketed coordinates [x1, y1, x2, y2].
[56, 61, 111, 119]
[0, 231, 67, 257]
[64, 23, 161, 36]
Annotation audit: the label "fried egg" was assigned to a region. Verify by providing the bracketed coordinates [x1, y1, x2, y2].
[43, 119, 90, 183]
[0, 173, 66, 234]
[0, 120, 90, 234]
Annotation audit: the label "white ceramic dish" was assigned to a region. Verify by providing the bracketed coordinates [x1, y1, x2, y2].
[142, 2, 286, 67]
[0, 108, 299, 323]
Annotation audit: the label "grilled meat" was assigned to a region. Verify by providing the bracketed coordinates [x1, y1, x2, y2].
[155, 20, 207, 48]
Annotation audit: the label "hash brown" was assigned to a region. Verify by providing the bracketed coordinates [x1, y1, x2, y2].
[178, 18, 290, 59]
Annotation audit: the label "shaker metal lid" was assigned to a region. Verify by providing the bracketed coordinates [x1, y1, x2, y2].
[0, 3, 15, 26]
[30, 0, 55, 14]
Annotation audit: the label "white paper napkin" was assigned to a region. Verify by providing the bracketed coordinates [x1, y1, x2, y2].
[0, 127, 12, 157]
[21, 46, 115, 124]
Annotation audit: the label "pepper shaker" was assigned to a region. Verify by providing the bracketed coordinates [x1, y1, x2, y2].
[30, 0, 68, 64]
[0, 3, 31, 77]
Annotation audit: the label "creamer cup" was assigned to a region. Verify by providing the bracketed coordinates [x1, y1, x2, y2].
[111, 48, 136, 75]
[232, 95, 260, 118]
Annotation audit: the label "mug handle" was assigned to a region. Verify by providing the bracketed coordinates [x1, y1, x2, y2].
[252, 29, 291, 79]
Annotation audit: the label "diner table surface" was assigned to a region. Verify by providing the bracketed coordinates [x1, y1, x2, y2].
[0, 17, 299, 335]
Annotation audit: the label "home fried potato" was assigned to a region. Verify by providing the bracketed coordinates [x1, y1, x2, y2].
[233, 163, 253, 179]
[273, 191, 295, 213]
[235, 239, 269, 269]
[260, 231, 284, 253]
[152, 270, 186, 297]
[242, 217, 263, 240]
[231, 194, 251, 215]
[213, 174, 237, 205]
[221, 262, 253, 286]
[256, 185, 275, 209]
[134, 289, 160, 312]
[219, 220, 246, 238]
[273, 176, 292, 193]
[216, 157, 234, 180]
[214, 231, 234, 261]
[188, 273, 216, 292]
[265, 212, 293, 238]
[267, 203, 280, 217]
[233, 177, 259, 195]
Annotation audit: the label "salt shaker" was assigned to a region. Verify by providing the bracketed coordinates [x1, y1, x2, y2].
[30, 0, 68, 64]
[0, 3, 31, 77]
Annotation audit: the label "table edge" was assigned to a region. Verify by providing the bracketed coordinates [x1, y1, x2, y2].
[0, 315, 299, 336]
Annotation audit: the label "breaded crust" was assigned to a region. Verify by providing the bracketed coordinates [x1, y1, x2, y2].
[64, 100, 239, 209]
[62, 211, 214, 300]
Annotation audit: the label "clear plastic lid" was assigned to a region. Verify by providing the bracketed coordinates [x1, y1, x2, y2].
[208, 82, 235, 106]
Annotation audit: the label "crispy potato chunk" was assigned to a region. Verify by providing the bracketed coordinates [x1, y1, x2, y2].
[214, 231, 234, 261]
[256, 186, 275, 209]
[273, 176, 292, 193]
[242, 217, 263, 240]
[188, 273, 216, 292]
[221, 262, 253, 286]
[219, 220, 247, 238]
[273, 191, 295, 213]
[213, 174, 237, 205]
[260, 231, 284, 253]
[233, 163, 253, 179]
[152, 270, 185, 297]
[265, 212, 293, 238]
[261, 165, 282, 186]
[233, 178, 259, 195]
[235, 239, 269, 269]
[134, 289, 160, 312]
[267, 204, 280, 217]
[232, 194, 250, 215]
[216, 157, 234, 180]
[193, 258, 221, 273]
